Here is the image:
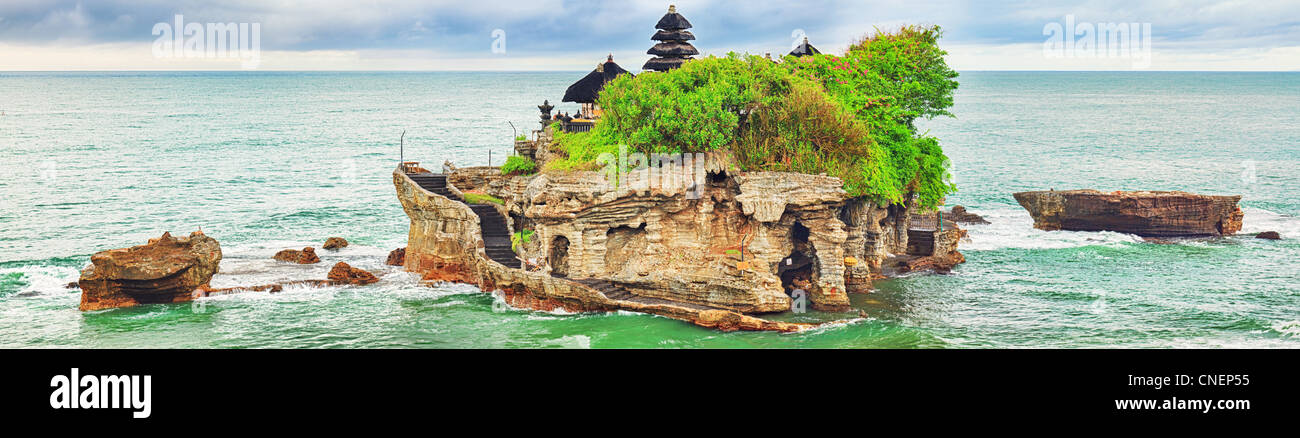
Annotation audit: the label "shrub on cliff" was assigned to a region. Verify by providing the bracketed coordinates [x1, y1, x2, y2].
[501, 155, 538, 175]
[550, 25, 959, 209]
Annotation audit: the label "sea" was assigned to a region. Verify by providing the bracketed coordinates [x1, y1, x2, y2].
[1, 71, 1297, 348]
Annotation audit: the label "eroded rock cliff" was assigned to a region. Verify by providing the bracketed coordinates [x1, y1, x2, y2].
[1013, 190, 1243, 237]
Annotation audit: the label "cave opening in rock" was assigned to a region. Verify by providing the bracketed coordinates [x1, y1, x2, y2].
[779, 221, 816, 296]
[604, 224, 646, 276]
[549, 235, 570, 278]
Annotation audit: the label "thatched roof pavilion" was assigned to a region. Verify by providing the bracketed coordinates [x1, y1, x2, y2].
[789, 36, 821, 57]
[643, 5, 697, 72]
[563, 55, 632, 104]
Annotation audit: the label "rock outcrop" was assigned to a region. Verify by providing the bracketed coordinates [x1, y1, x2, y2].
[322, 237, 349, 250]
[327, 262, 379, 285]
[386, 247, 406, 266]
[946, 205, 989, 224]
[395, 138, 963, 330]
[1013, 190, 1243, 237]
[1256, 231, 1282, 240]
[78, 231, 222, 311]
[273, 247, 320, 264]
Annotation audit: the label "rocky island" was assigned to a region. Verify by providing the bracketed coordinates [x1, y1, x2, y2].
[391, 9, 967, 331]
[1013, 190, 1243, 237]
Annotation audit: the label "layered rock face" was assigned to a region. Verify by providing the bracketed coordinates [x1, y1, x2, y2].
[394, 169, 819, 332]
[399, 137, 961, 320]
[1013, 190, 1243, 237]
[422, 152, 937, 313]
[78, 231, 222, 311]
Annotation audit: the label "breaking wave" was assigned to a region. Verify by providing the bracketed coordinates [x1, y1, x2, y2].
[958, 207, 1143, 251]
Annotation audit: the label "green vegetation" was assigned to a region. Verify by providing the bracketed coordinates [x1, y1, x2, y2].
[548, 25, 959, 208]
[511, 229, 534, 252]
[501, 155, 538, 175]
[462, 192, 504, 206]
[515, 134, 527, 141]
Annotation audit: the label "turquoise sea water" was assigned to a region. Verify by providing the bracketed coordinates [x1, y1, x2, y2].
[1, 71, 1297, 348]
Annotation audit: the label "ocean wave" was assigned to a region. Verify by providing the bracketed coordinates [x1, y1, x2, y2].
[788, 317, 868, 335]
[959, 207, 1143, 251]
[0, 265, 79, 297]
[1271, 320, 1300, 338]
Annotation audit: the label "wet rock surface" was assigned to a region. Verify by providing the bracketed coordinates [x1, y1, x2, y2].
[323, 237, 349, 250]
[386, 247, 406, 266]
[327, 262, 379, 285]
[273, 247, 320, 264]
[945, 205, 989, 224]
[1256, 231, 1282, 240]
[1013, 190, 1243, 237]
[78, 231, 222, 311]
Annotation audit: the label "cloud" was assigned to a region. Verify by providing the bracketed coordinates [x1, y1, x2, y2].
[0, 0, 1296, 70]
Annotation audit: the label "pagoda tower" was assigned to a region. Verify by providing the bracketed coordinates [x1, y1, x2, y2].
[642, 5, 698, 72]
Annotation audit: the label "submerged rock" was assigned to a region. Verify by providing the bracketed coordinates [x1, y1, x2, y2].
[273, 247, 320, 264]
[78, 231, 221, 311]
[327, 262, 379, 285]
[946, 205, 990, 224]
[1013, 190, 1243, 237]
[386, 247, 406, 266]
[1256, 231, 1282, 240]
[322, 237, 349, 250]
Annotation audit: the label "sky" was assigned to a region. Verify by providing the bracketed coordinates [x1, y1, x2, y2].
[0, 0, 1296, 71]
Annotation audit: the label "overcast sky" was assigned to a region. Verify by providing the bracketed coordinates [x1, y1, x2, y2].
[0, 0, 1296, 71]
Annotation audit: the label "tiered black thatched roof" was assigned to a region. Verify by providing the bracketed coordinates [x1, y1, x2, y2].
[789, 36, 821, 57]
[562, 55, 632, 104]
[643, 5, 697, 72]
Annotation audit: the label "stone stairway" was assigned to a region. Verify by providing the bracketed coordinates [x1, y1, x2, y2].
[406, 173, 518, 268]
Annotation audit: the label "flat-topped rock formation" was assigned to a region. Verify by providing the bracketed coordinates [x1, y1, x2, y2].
[78, 231, 222, 311]
[1013, 190, 1243, 237]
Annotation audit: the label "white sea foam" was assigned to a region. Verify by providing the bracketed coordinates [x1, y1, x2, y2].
[546, 334, 592, 349]
[789, 317, 868, 335]
[1271, 320, 1300, 338]
[1240, 207, 1299, 237]
[959, 207, 1142, 251]
[0, 265, 80, 297]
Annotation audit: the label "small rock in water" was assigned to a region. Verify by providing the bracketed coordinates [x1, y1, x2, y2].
[1256, 231, 1282, 240]
[327, 262, 379, 285]
[65, 282, 79, 289]
[273, 247, 320, 264]
[323, 237, 349, 250]
[386, 247, 406, 266]
[947, 205, 990, 224]
[78, 231, 222, 311]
